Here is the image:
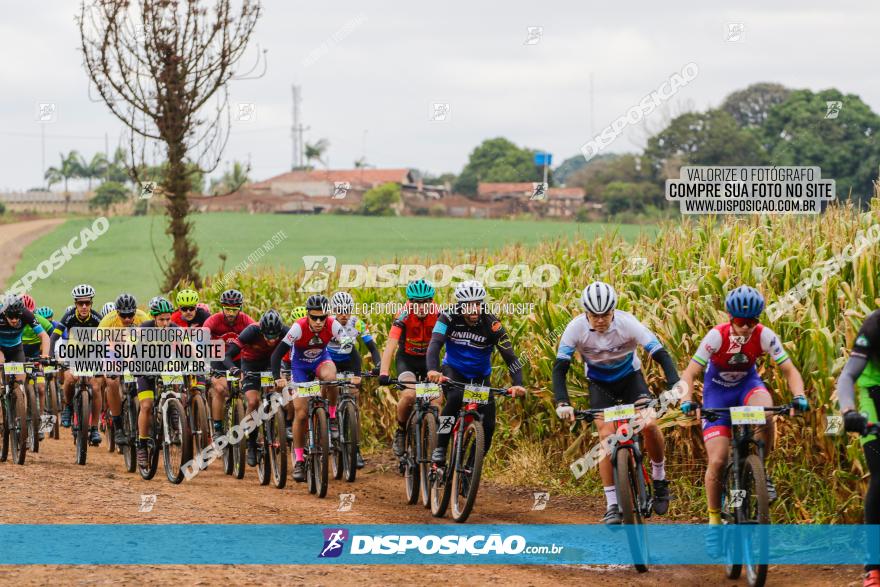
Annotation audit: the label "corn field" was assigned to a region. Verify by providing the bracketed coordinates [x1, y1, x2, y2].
[191, 190, 880, 523]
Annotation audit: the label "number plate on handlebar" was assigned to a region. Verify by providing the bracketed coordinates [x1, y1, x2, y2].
[161, 373, 184, 386]
[416, 382, 440, 399]
[604, 404, 636, 422]
[4, 362, 24, 375]
[463, 384, 490, 405]
[730, 405, 765, 425]
[294, 382, 321, 398]
[260, 371, 274, 388]
[123, 372, 136, 384]
[44, 365, 56, 374]
[73, 369, 94, 377]
[226, 372, 238, 382]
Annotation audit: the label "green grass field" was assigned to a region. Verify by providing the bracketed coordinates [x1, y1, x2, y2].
[7, 212, 653, 311]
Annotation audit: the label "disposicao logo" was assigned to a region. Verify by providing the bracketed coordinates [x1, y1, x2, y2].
[319, 528, 349, 558]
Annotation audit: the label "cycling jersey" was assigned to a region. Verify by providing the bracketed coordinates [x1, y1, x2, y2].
[389, 304, 439, 357]
[691, 322, 788, 388]
[171, 307, 211, 328]
[0, 309, 42, 347]
[203, 311, 255, 363]
[227, 323, 286, 363]
[98, 309, 150, 328]
[271, 317, 344, 381]
[851, 310, 880, 389]
[51, 308, 101, 340]
[21, 314, 52, 347]
[327, 315, 373, 360]
[556, 310, 663, 383]
[427, 311, 522, 383]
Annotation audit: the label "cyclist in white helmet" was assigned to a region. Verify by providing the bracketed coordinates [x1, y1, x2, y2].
[553, 281, 685, 524]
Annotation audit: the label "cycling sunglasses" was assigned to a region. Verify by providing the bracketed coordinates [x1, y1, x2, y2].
[308, 313, 328, 322]
[75, 300, 93, 306]
[179, 306, 197, 312]
[731, 316, 759, 328]
[118, 311, 136, 319]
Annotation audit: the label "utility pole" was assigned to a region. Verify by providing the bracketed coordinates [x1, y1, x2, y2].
[291, 84, 310, 170]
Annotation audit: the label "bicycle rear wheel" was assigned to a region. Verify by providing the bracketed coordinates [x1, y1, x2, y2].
[310, 407, 330, 498]
[74, 389, 90, 466]
[615, 449, 649, 572]
[722, 462, 742, 579]
[51, 378, 62, 440]
[741, 454, 770, 587]
[419, 411, 438, 508]
[451, 420, 485, 523]
[190, 392, 210, 455]
[163, 398, 190, 484]
[25, 382, 39, 455]
[269, 408, 287, 489]
[140, 409, 160, 480]
[10, 386, 27, 465]
[404, 412, 419, 504]
[430, 436, 453, 519]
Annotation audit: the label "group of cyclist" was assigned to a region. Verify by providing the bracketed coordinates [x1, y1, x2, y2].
[1, 277, 878, 584]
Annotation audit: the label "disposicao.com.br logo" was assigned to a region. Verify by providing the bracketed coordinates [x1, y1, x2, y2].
[319, 528, 563, 557]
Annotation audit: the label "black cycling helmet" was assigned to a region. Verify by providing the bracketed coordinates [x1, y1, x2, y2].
[115, 293, 138, 314]
[305, 294, 330, 312]
[2, 294, 24, 317]
[220, 289, 244, 307]
[259, 309, 284, 338]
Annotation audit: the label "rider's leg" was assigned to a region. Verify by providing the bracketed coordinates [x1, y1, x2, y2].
[704, 432, 731, 518]
[745, 387, 774, 457]
[292, 396, 308, 460]
[318, 361, 338, 416]
[211, 375, 228, 429]
[137, 394, 154, 438]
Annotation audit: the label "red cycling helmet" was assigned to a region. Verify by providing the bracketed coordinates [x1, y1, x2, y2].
[20, 294, 36, 312]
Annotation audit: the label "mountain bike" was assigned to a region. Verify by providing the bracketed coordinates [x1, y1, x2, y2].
[246, 371, 288, 489]
[183, 374, 212, 461]
[331, 372, 364, 483]
[574, 400, 657, 573]
[42, 360, 62, 440]
[430, 380, 513, 523]
[395, 378, 440, 507]
[701, 403, 793, 587]
[22, 361, 42, 455]
[139, 373, 192, 483]
[215, 370, 246, 479]
[69, 367, 96, 465]
[0, 362, 28, 464]
[120, 372, 139, 472]
[291, 379, 331, 498]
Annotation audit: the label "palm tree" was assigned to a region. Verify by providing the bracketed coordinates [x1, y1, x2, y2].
[210, 161, 251, 195]
[305, 138, 330, 169]
[44, 151, 84, 212]
[81, 152, 109, 190]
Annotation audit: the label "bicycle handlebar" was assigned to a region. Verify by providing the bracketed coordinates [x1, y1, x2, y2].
[699, 404, 793, 423]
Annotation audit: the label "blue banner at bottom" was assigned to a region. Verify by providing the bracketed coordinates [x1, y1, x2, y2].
[0, 524, 877, 565]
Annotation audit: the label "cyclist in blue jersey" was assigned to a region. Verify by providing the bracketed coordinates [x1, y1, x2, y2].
[553, 281, 684, 524]
[0, 294, 50, 377]
[426, 281, 526, 465]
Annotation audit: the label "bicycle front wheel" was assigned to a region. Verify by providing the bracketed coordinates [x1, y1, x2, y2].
[231, 399, 246, 480]
[451, 420, 485, 523]
[419, 411, 438, 508]
[121, 394, 138, 473]
[10, 385, 27, 465]
[269, 407, 287, 489]
[404, 411, 419, 504]
[310, 406, 330, 498]
[74, 390, 90, 466]
[615, 449, 648, 572]
[0, 393, 9, 461]
[741, 454, 770, 587]
[25, 382, 39, 455]
[163, 398, 190, 484]
[340, 401, 358, 483]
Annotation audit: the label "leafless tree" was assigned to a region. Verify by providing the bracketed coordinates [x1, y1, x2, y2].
[79, 0, 262, 289]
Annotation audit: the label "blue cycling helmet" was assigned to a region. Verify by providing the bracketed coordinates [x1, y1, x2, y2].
[406, 279, 435, 301]
[725, 286, 765, 319]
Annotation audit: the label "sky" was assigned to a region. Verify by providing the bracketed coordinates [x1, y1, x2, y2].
[1, 0, 878, 191]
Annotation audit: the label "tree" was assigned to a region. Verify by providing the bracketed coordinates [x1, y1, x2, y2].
[210, 161, 251, 195]
[354, 156, 369, 168]
[760, 89, 880, 204]
[644, 109, 768, 179]
[453, 137, 542, 196]
[79, 0, 261, 290]
[89, 181, 130, 212]
[305, 139, 330, 169]
[359, 182, 401, 216]
[721, 82, 792, 128]
[79, 152, 109, 190]
[44, 150, 84, 213]
[105, 147, 132, 183]
[553, 152, 617, 185]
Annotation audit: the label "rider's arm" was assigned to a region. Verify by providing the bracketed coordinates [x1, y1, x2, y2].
[678, 360, 704, 403]
[490, 319, 523, 386]
[630, 316, 680, 385]
[355, 319, 381, 365]
[760, 327, 804, 396]
[223, 341, 242, 371]
[837, 355, 868, 413]
[349, 345, 363, 374]
[426, 313, 450, 372]
[363, 338, 381, 367]
[271, 323, 301, 379]
[552, 320, 580, 404]
[380, 317, 404, 375]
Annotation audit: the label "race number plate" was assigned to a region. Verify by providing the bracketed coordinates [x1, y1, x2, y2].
[43, 365, 56, 374]
[463, 384, 490, 405]
[123, 372, 136, 384]
[415, 382, 440, 400]
[161, 373, 184, 386]
[226, 372, 238, 382]
[260, 371, 274, 388]
[296, 382, 321, 398]
[604, 404, 636, 422]
[340, 372, 356, 384]
[730, 405, 765, 425]
[73, 369, 94, 377]
[4, 363, 24, 375]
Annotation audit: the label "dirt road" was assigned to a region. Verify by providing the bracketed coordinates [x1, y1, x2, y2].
[0, 435, 859, 586]
[0, 218, 66, 290]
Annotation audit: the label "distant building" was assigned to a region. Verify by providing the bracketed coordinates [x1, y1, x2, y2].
[0, 190, 91, 213]
[249, 168, 415, 197]
[475, 182, 591, 217]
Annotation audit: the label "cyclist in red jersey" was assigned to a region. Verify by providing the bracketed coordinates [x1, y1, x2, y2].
[204, 289, 255, 436]
[378, 279, 440, 457]
[171, 289, 210, 328]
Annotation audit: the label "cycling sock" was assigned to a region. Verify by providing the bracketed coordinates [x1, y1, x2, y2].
[651, 459, 666, 481]
[112, 415, 122, 429]
[328, 405, 337, 419]
[294, 447, 305, 462]
[708, 508, 722, 525]
[604, 486, 617, 507]
[137, 436, 149, 448]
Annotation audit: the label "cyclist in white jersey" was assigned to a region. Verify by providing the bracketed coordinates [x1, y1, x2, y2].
[553, 282, 685, 524]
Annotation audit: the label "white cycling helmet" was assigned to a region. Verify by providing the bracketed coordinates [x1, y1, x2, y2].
[454, 280, 487, 303]
[71, 283, 95, 300]
[581, 281, 617, 314]
[331, 291, 354, 314]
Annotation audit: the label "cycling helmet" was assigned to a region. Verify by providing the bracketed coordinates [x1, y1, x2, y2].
[35, 306, 54, 320]
[197, 302, 211, 314]
[220, 289, 243, 307]
[725, 286, 765, 319]
[305, 294, 330, 312]
[291, 306, 308, 320]
[101, 302, 116, 317]
[71, 283, 95, 300]
[115, 293, 138, 314]
[176, 289, 200, 307]
[149, 296, 174, 316]
[406, 279, 435, 301]
[454, 280, 487, 303]
[2, 294, 24, 316]
[581, 281, 617, 314]
[20, 294, 35, 312]
[330, 291, 354, 314]
[260, 309, 284, 338]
